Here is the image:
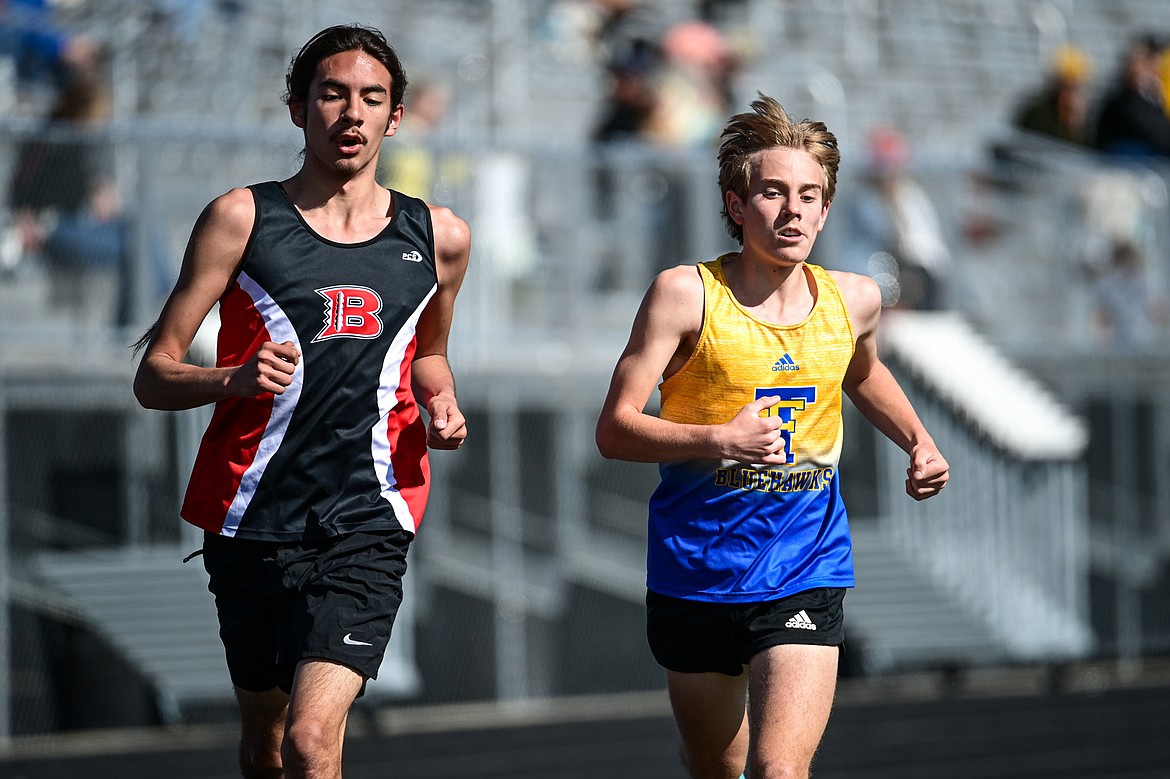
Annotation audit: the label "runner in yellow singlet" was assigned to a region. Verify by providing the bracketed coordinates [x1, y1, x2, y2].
[596, 94, 949, 779]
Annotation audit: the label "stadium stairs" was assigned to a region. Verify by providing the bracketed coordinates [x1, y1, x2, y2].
[845, 521, 1008, 674]
[32, 546, 420, 724]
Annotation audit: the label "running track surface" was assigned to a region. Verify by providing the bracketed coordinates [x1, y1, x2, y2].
[2, 684, 1169, 778]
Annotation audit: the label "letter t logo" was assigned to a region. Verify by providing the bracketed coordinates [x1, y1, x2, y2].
[756, 386, 817, 465]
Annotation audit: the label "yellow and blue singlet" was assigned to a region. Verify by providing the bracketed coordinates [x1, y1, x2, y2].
[647, 256, 857, 602]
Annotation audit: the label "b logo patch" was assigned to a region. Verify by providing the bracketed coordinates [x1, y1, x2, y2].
[313, 286, 384, 342]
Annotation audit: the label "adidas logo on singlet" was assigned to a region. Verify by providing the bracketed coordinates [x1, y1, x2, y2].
[772, 354, 800, 372]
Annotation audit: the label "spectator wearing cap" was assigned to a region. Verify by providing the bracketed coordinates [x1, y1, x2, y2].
[1013, 45, 1093, 146]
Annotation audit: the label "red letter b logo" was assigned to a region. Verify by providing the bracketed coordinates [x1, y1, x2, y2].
[313, 286, 384, 342]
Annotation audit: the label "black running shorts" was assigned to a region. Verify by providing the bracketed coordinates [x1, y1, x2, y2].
[646, 587, 846, 676]
[202, 529, 412, 694]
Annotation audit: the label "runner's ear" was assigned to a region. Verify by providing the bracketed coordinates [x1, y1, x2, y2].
[289, 99, 306, 129]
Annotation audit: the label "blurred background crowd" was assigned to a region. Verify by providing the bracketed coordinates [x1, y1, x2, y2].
[0, 0, 1168, 771]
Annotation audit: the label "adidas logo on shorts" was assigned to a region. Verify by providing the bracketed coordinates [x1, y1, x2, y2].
[784, 610, 817, 630]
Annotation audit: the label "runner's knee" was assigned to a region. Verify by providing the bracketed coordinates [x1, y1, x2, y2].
[681, 745, 746, 779]
[239, 737, 283, 779]
[748, 754, 811, 779]
[282, 716, 339, 770]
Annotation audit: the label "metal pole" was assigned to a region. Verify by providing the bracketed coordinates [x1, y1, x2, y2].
[0, 383, 11, 744]
[1113, 396, 1142, 676]
[490, 0, 529, 143]
[554, 405, 589, 559]
[178, 407, 213, 551]
[489, 396, 528, 700]
[130, 143, 156, 330]
[123, 407, 154, 547]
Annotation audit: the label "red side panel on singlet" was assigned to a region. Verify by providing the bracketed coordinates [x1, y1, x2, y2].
[182, 281, 277, 533]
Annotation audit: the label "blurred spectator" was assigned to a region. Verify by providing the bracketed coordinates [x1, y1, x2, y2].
[1013, 45, 1093, 146]
[535, 0, 659, 69]
[0, 0, 100, 113]
[378, 77, 462, 203]
[1090, 239, 1167, 349]
[1093, 34, 1170, 158]
[588, 36, 660, 291]
[1162, 42, 1170, 119]
[698, 0, 750, 24]
[625, 20, 740, 277]
[593, 36, 660, 142]
[836, 127, 951, 310]
[540, 0, 664, 147]
[642, 20, 738, 149]
[146, 0, 242, 43]
[584, 14, 743, 286]
[8, 69, 130, 327]
[592, 0, 659, 71]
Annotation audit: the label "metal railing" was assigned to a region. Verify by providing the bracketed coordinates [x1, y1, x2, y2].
[879, 313, 1093, 660]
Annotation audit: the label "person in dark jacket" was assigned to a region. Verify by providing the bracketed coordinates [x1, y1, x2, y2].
[1094, 34, 1170, 158]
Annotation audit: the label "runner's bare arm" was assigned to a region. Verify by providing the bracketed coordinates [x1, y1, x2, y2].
[834, 271, 949, 499]
[134, 188, 299, 411]
[413, 205, 471, 449]
[596, 266, 791, 464]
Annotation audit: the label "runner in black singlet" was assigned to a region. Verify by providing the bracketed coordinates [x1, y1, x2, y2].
[134, 24, 470, 779]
